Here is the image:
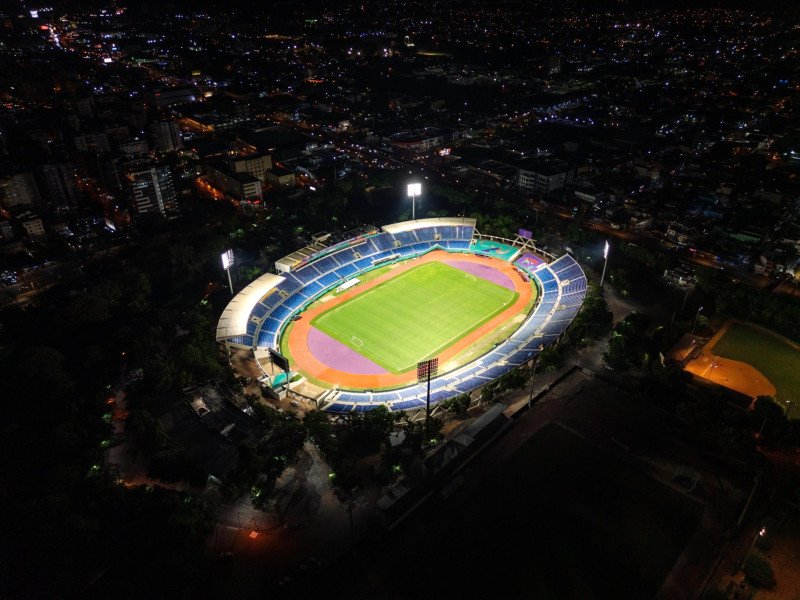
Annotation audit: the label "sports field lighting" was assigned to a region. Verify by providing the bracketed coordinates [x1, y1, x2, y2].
[599, 240, 610, 287]
[417, 357, 438, 439]
[221, 249, 234, 296]
[691, 305, 703, 335]
[407, 182, 422, 220]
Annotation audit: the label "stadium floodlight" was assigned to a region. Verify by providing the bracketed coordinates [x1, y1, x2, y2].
[691, 305, 703, 335]
[417, 358, 438, 438]
[407, 183, 422, 220]
[600, 240, 610, 287]
[221, 249, 235, 295]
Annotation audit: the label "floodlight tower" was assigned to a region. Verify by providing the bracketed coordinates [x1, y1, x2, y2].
[407, 182, 421, 220]
[221, 249, 234, 296]
[417, 357, 438, 440]
[691, 305, 704, 335]
[599, 240, 610, 287]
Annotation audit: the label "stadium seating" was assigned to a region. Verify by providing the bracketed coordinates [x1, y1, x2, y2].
[416, 228, 435, 242]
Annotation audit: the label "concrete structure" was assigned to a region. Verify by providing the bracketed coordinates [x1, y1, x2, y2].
[206, 161, 263, 203]
[40, 163, 80, 211]
[229, 153, 272, 182]
[125, 165, 178, 216]
[0, 171, 42, 209]
[266, 166, 295, 189]
[150, 121, 184, 153]
[518, 160, 570, 195]
[19, 212, 45, 238]
[74, 132, 111, 153]
[387, 127, 450, 153]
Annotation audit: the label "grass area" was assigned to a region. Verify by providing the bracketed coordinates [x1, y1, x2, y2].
[311, 261, 518, 373]
[713, 322, 800, 417]
[444, 288, 538, 370]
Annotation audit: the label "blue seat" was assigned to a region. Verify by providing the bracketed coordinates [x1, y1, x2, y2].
[250, 303, 269, 320]
[336, 264, 358, 278]
[228, 335, 253, 347]
[416, 228, 435, 242]
[310, 256, 337, 275]
[271, 304, 293, 323]
[326, 403, 354, 413]
[318, 272, 340, 288]
[392, 399, 424, 411]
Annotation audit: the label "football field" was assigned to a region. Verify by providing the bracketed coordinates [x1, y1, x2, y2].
[311, 261, 518, 373]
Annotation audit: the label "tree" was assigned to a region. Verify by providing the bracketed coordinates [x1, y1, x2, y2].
[743, 551, 776, 589]
[441, 393, 471, 418]
[750, 395, 790, 445]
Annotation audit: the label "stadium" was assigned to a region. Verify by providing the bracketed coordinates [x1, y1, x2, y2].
[216, 217, 587, 413]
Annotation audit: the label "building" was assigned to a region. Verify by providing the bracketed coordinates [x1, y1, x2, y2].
[387, 127, 450, 153]
[148, 87, 198, 107]
[229, 153, 272, 182]
[517, 160, 571, 195]
[125, 165, 178, 216]
[74, 132, 111, 153]
[665, 222, 697, 246]
[118, 139, 150, 158]
[0, 220, 13, 240]
[0, 171, 42, 209]
[150, 121, 183, 153]
[266, 166, 296, 189]
[205, 161, 263, 203]
[18, 212, 45, 238]
[40, 163, 81, 212]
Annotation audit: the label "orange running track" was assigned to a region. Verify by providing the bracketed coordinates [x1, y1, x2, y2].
[285, 250, 534, 389]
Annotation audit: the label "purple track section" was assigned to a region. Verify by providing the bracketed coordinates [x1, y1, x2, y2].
[445, 260, 515, 291]
[307, 327, 388, 375]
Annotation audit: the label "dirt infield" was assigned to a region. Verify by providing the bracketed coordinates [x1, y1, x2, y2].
[684, 321, 777, 401]
[285, 250, 534, 390]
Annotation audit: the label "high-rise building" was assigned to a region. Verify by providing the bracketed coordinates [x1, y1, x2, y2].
[150, 121, 183, 153]
[40, 163, 81, 212]
[125, 165, 178, 216]
[0, 171, 43, 209]
[74, 132, 111, 153]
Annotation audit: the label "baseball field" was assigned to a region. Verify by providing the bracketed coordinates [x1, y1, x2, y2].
[711, 322, 800, 417]
[311, 261, 518, 373]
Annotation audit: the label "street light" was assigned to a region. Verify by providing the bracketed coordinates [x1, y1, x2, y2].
[407, 182, 421, 220]
[599, 240, 610, 287]
[691, 305, 703, 335]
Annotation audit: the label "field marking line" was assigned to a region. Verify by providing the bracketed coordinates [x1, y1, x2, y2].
[393, 289, 520, 372]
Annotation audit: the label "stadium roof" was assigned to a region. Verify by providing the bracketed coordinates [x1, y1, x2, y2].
[215, 273, 284, 341]
[382, 216, 476, 234]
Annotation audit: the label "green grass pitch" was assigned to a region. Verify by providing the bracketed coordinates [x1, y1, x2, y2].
[311, 261, 519, 373]
[713, 322, 800, 417]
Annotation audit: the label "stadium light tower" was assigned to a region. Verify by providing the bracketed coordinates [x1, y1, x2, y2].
[221, 249, 234, 296]
[418, 357, 438, 440]
[691, 305, 703, 335]
[407, 182, 422, 220]
[599, 240, 610, 287]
